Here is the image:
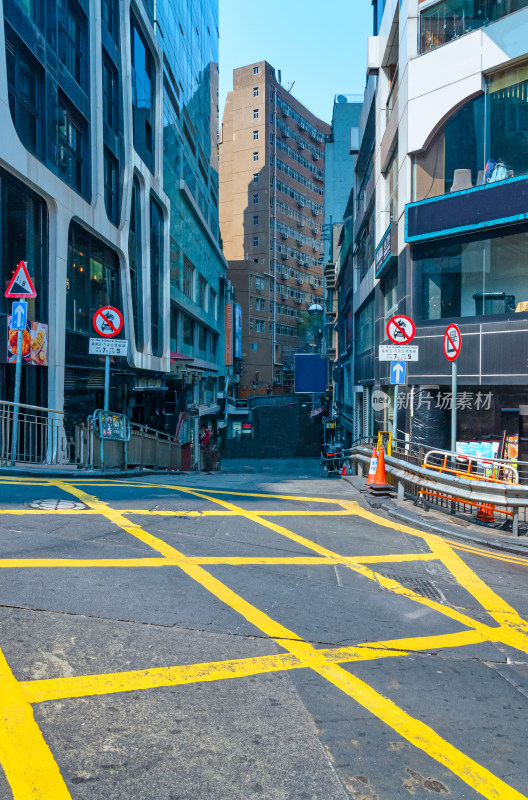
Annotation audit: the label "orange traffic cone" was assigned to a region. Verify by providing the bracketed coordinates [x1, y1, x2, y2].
[341, 463, 347, 476]
[365, 447, 378, 486]
[476, 503, 496, 524]
[369, 447, 394, 496]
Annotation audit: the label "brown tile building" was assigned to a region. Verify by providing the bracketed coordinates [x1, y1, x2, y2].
[220, 61, 331, 397]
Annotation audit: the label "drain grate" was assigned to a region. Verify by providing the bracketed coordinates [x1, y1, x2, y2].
[382, 574, 444, 602]
[26, 499, 88, 511]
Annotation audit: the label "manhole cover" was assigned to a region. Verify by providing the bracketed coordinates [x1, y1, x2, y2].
[27, 499, 88, 511]
[383, 575, 444, 602]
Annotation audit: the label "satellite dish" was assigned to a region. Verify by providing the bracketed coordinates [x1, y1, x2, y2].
[336, 95, 347, 103]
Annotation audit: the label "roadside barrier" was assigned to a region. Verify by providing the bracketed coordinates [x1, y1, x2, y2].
[347, 439, 528, 536]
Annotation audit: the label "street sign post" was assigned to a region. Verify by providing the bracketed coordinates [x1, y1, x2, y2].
[92, 307, 125, 412]
[444, 324, 462, 453]
[6, 267, 37, 465]
[385, 315, 416, 442]
[390, 361, 407, 385]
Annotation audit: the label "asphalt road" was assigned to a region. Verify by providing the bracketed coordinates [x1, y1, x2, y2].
[0, 459, 528, 800]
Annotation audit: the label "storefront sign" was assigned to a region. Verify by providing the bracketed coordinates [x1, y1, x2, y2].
[375, 224, 396, 278]
[131, 376, 166, 391]
[225, 303, 233, 366]
[234, 302, 242, 360]
[5, 317, 48, 366]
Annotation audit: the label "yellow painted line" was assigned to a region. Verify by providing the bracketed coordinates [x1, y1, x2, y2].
[140, 483, 343, 504]
[0, 553, 439, 569]
[0, 648, 72, 800]
[21, 629, 484, 705]
[0, 509, 100, 515]
[50, 480, 528, 798]
[451, 542, 528, 566]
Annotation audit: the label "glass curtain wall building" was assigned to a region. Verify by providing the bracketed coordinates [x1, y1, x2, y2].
[0, 0, 225, 463]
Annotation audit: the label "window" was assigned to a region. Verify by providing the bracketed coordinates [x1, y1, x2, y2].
[252, 236, 259, 247]
[209, 287, 217, 319]
[253, 151, 259, 162]
[198, 325, 206, 358]
[417, 226, 528, 320]
[58, 0, 87, 87]
[0, 168, 48, 324]
[355, 298, 374, 355]
[131, 14, 155, 169]
[253, 130, 259, 140]
[150, 196, 164, 356]
[66, 222, 119, 334]
[101, 0, 119, 41]
[253, 215, 258, 225]
[253, 87, 259, 97]
[256, 320, 265, 333]
[103, 147, 119, 225]
[253, 193, 259, 204]
[383, 268, 398, 324]
[253, 66, 259, 75]
[183, 257, 195, 299]
[198, 275, 207, 309]
[129, 177, 143, 350]
[253, 258, 259, 263]
[102, 55, 119, 133]
[413, 62, 528, 200]
[420, 0, 528, 53]
[270, 134, 274, 145]
[57, 95, 87, 196]
[253, 173, 259, 183]
[256, 298, 265, 311]
[250, 343, 257, 350]
[253, 109, 259, 119]
[6, 36, 41, 157]
[183, 314, 194, 350]
[386, 147, 398, 220]
[255, 277, 265, 290]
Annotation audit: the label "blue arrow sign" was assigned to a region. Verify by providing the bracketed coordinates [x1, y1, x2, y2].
[390, 360, 406, 385]
[11, 300, 27, 331]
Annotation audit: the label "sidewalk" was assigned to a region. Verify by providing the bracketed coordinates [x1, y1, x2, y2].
[343, 474, 528, 558]
[0, 462, 186, 479]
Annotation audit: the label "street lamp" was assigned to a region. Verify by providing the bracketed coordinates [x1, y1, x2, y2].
[308, 303, 324, 354]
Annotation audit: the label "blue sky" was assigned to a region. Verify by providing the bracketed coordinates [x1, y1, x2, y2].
[218, 0, 373, 125]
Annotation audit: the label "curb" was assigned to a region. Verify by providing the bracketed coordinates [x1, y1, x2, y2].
[343, 475, 528, 558]
[0, 467, 189, 479]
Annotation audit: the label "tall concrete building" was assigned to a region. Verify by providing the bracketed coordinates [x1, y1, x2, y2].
[220, 62, 331, 397]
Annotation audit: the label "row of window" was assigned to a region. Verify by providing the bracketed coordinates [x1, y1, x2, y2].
[276, 160, 324, 196]
[276, 180, 323, 215]
[273, 263, 323, 285]
[276, 138, 324, 181]
[181, 258, 218, 317]
[174, 311, 218, 361]
[275, 200, 321, 233]
[276, 285, 319, 304]
[275, 243, 321, 268]
[276, 119, 324, 161]
[275, 220, 321, 250]
[275, 97, 326, 143]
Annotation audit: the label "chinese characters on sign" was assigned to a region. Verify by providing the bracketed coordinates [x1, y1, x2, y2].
[394, 390, 492, 411]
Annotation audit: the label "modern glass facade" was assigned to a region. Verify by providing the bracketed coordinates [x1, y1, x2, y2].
[414, 62, 528, 200]
[420, 0, 528, 53]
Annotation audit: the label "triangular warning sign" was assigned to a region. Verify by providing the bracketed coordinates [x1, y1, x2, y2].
[5, 261, 37, 298]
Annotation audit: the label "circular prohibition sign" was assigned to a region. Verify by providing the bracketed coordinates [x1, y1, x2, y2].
[386, 314, 416, 345]
[444, 323, 462, 361]
[93, 306, 123, 338]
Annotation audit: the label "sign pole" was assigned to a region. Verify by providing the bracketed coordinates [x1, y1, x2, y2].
[451, 360, 457, 454]
[104, 355, 110, 412]
[10, 328, 23, 466]
[392, 384, 398, 442]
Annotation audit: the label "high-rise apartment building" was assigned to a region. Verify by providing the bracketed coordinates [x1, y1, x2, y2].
[220, 62, 330, 396]
[0, 0, 226, 464]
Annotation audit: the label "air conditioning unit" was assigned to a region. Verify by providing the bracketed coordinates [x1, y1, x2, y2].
[297, 201, 305, 209]
[280, 252, 288, 260]
[281, 272, 288, 280]
[298, 142, 305, 150]
[296, 238, 303, 247]
[281, 231, 288, 239]
[310, 282, 317, 289]
[295, 297, 303, 304]
[297, 219, 304, 228]
[312, 152, 320, 162]
[297, 278, 303, 285]
[311, 227, 318, 235]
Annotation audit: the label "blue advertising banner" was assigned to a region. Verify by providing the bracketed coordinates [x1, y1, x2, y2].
[294, 354, 328, 393]
[234, 303, 242, 360]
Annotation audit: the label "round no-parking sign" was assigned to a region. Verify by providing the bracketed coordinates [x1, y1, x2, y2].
[93, 306, 123, 338]
[444, 323, 462, 361]
[386, 314, 416, 345]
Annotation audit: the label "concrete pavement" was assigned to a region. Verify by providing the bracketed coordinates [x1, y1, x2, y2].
[0, 463, 527, 799]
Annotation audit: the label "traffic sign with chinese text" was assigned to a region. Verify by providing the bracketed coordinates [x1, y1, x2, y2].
[444, 323, 461, 360]
[390, 361, 407, 384]
[89, 338, 128, 356]
[386, 314, 415, 345]
[379, 345, 418, 361]
[11, 301, 27, 331]
[5, 261, 37, 298]
[93, 306, 123, 338]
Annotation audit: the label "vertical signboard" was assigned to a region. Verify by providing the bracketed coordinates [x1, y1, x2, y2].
[224, 303, 233, 366]
[234, 303, 242, 360]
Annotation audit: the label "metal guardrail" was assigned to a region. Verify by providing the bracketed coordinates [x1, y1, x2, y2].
[0, 401, 65, 465]
[76, 416, 181, 472]
[349, 441, 528, 537]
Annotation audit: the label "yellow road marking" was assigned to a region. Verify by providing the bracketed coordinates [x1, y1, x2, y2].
[22, 629, 482, 705]
[0, 648, 72, 800]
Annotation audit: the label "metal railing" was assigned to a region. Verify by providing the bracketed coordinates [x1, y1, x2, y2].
[0, 401, 65, 465]
[348, 439, 528, 536]
[76, 416, 181, 472]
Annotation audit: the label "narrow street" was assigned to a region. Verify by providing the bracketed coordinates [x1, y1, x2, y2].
[0, 462, 528, 799]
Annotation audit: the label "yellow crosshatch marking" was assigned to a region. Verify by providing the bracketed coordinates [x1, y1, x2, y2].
[0, 476, 527, 799]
